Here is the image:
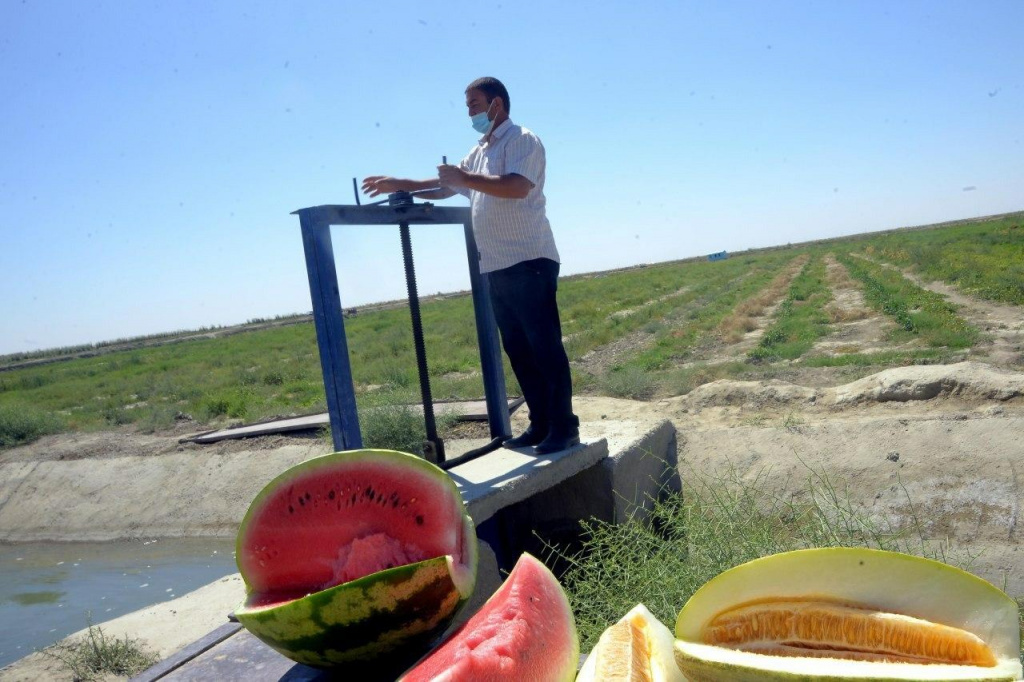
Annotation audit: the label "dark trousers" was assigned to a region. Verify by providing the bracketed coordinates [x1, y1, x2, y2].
[487, 258, 577, 431]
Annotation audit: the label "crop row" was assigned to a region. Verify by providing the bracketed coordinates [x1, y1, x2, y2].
[748, 256, 833, 362]
[834, 253, 977, 349]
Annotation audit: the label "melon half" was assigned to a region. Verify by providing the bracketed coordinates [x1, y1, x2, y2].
[674, 548, 1023, 681]
[233, 449, 477, 673]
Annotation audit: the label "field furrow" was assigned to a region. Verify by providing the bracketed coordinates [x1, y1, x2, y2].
[809, 255, 900, 358]
[868, 260, 1023, 370]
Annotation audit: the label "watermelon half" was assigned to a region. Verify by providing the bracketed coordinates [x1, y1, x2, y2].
[234, 449, 477, 674]
[399, 552, 580, 681]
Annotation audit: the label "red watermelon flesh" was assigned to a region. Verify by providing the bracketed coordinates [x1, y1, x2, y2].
[238, 449, 473, 600]
[399, 552, 580, 682]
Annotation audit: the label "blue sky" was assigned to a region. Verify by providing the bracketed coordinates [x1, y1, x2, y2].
[2, 0, 1021, 354]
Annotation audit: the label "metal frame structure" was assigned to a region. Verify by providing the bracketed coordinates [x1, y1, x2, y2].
[293, 203, 511, 461]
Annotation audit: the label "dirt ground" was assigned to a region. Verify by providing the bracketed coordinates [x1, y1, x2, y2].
[1, 265, 1023, 680]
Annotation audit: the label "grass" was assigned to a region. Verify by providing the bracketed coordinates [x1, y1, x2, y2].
[43, 624, 158, 681]
[749, 256, 833, 362]
[551, 465, 977, 653]
[864, 215, 1024, 305]
[0, 402, 64, 447]
[616, 255, 799, 377]
[836, 252, 979, 349]
[600, 366, 657, 400]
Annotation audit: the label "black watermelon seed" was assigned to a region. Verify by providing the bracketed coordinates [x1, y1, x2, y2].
[288, 505, 294, 514]
[298, 497, 305, 506]
[328, 490, 336, 500]
[415, 515, 424, 526]
[304, 492, 311, 501]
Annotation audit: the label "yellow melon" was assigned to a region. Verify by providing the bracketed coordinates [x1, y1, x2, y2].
[674, 548, 1022, 681]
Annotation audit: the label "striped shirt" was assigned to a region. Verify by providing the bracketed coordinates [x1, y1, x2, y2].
[456, 119, 560, 273]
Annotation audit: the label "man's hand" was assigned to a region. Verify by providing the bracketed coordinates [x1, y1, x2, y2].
[437, 164, 469, 189]
[361, 176, 403, 197]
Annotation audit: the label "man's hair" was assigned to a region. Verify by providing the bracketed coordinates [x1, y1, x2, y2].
[466, 77, 511, 114]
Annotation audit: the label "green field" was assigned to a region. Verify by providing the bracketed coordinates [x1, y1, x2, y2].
[1, 213, 1021, 449]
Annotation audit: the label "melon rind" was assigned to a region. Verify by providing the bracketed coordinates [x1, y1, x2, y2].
[235, 556, 463, 668]
[674, 640, 1023, 681]
[674, 548, 1023, 681]
[234, 449, 478, 669]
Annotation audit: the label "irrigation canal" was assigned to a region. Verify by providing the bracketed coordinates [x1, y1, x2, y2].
[0, 538, 236, 668]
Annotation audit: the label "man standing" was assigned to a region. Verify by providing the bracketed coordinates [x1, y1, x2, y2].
[362, 76, 579, 454]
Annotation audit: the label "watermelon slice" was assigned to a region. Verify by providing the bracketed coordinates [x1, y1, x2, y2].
[399, 552, 580, 681]
[234, 449, 477, 673]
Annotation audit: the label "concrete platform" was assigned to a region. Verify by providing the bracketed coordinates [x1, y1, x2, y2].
[183, 398, 524, 444]
[132, 417, 677, 681]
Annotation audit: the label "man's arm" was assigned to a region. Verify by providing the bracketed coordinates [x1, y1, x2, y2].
[436, 166, 533, 199]
[361, 176, 456, 200]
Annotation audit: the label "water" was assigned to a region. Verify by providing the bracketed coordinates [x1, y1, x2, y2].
[0, 538, 236, 668]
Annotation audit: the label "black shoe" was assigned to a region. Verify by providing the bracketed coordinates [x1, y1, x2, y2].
[533, 429, 581, 455]
[503, 424, 548, 449]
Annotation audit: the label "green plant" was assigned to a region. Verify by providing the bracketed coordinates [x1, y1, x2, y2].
[748, 256, 832, 362]
[836, 252, 978, 349]
[0, 402, 63, 447]
[43, 624, 158, 681]
[600, 366, 656, 400]
[358, 402, 431, 456]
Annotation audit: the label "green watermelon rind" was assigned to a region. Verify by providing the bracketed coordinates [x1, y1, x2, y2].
[235, 555, 465, 668]
[234, 449, 478, 668]
[236, 448, 478, 597]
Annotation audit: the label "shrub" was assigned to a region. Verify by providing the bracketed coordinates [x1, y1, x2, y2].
[43, 624, 158, 681]
[0, 403, 63, 447]
[601, 366, 656, 400]
[360, 403, 430, 455]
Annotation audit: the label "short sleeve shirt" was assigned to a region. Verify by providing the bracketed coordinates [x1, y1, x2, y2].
[456, 120, 560, 273]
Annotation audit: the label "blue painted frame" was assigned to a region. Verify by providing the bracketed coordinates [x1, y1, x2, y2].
[293, 203, 511, 454]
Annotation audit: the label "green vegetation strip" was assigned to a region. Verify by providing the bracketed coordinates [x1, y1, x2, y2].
[862, 215, 1024, 306]
[748, 256, 833, 362]
[615, 254, 798, 376]
[835, 252, 978, 349]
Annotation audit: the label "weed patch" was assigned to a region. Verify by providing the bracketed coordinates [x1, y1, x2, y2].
[0, 403, 64, 447]
[43, 624, 158, 681]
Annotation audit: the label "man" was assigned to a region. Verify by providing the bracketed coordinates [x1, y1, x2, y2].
[362, 76, 579, 454]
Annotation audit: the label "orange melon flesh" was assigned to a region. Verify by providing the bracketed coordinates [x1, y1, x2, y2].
[704, 599, 997, 667]
[593, 613, 655, 681]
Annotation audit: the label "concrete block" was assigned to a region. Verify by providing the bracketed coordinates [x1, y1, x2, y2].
[449, 438, 609, 525]
[479, 419, 678, 571]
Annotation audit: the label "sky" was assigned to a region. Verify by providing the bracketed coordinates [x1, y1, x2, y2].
[1, 1, 1021, 355]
